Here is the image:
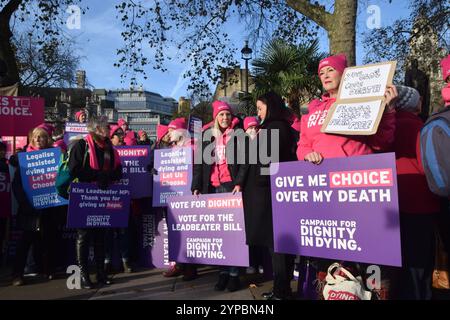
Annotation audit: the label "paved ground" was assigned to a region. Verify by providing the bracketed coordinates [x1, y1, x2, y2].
[0, 266, 292, 300]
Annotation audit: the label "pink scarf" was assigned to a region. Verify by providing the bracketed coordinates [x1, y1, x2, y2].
[26, 144, 41, 152]
[86, 133, 121, 170]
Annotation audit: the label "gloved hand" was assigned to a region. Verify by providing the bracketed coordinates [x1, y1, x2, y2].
[149, 167, 158, 175]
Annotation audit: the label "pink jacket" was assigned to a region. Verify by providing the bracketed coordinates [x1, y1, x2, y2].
[296, 95, 396, 160]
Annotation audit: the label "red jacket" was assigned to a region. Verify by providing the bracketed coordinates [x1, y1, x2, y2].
[297, 95, 396, 160]
[394, 111, 441, 214]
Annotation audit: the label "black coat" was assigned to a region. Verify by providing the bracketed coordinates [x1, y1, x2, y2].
[242, 119, 297, 248]
[191, 121, 248, 194]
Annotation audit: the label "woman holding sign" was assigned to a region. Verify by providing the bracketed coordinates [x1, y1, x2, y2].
[297, 54, 397, 164]
[11, 125, 60, 286]
[68, 116, 123, 289]
[192, 101, 247, 292]
[296, 54, 398, 299]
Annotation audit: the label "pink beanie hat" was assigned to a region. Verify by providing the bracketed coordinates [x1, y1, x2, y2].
[156, 124, 169, 142]
[441, 55, 450, 82]
[243, 117, 259, 131]
[168, 118, 187, 130]
[37, 123, 55, 137]
[442, 83, 450, 107]
[212, 100, 232, 119]
[138, 130, 146, 137]
[75, 110, 86, 121]
[109, 125, 123, 138]
[318, 54, 348, 75]
[118, 118, 127, 127]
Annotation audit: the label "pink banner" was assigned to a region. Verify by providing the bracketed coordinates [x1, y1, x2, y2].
[0, 96, 45, 136]
[1, 136, 28, 159]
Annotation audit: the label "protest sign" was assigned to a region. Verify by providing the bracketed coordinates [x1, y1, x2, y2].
[270, 153, 401, 267]
[139, 209, 170, 268]
[166, 193, 249, 267]
[152, 147, 192, 207]
[67, 182, 131, 228]
[18, 147, 68, 209]
[115, 145, 152, 199]
[321, 61, 397, 135]
[0, 96, 44, 136]
[64, 122, 88, 145]
[188, 116, 202, 137]
[1, 136, 27, 159]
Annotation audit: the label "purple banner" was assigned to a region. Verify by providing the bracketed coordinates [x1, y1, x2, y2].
[166, 193, 249, 267]
[270, 153, 401, 267]
[67, 182, 131, 228]
[139, 209, 170, 269]
[115, 145, 152, 199]
[152, 147, 192, 207]
[64, 122, 88, 145]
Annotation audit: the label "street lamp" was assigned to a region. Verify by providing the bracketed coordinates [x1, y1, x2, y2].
[241, 40, 252, 115]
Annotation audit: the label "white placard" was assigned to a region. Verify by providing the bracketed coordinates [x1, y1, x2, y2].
[322, 99, 384, 135]
[339, 63, 395, 100]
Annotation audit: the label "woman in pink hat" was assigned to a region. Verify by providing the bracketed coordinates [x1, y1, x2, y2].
[75, 110, 87, 123]
[191, 101, 247, 292]
[137, 130, 151, 145]
[167, 117, 190, 147]
[11, 125, 60, 286]
[118, 118, 137, 146]
[297, 54, 398, 164]
[296, 54, 398, 299]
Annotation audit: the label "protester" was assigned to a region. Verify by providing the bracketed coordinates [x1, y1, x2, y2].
[75, 110, 87, 123]
[68, 116, 122, 288]
[136, 130, 151, 145]
[243, 92, 297, 300]
[391, 85, 441, 300]
[420, 54, 450, 285]
[155, 124, 170, 149]
[190, 101, 246, 291]
[243, 116, 259, 140]
[118, 118, 137, 146]
[52, 123, 67, 153]
[168, 118, 190, 147]
[11, 125, 60, 285]
[0, 141, 9, 266]
[296, 54, 398, 299]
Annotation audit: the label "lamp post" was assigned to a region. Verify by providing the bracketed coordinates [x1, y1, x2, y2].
[241, 40, 252, 115]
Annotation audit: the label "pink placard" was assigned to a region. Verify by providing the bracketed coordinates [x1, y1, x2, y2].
[0, 96, 45, 136]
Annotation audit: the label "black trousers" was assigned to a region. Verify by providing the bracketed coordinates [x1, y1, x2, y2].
[0, 218, 7, 265]
[269, 248, 295, 298]
[76, 228, 106, 272]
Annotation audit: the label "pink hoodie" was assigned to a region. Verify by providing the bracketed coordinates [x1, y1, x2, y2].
[297, 94, 396, 160]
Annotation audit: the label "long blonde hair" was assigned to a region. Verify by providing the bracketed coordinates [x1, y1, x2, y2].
[30, 127, 51, 149]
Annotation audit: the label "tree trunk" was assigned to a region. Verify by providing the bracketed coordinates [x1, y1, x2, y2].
[286, 0, 357, 65]
[0, 0, 22, 84]
[328, 0, 357, 66]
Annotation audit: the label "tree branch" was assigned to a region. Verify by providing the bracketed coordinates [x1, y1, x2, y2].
[285, 0, 331, 30]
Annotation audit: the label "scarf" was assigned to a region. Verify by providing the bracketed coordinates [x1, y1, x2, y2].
[86, 133, 121, 170]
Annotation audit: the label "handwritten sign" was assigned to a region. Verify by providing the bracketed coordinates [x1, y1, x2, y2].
[321, 99, 384, 135]
[321, 61, 396, 135]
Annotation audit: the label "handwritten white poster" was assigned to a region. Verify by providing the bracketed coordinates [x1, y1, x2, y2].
[322, 100, 384, 134]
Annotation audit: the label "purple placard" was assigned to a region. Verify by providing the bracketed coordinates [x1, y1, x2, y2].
[152, 147, 192, 207]
[139, 209, 170, 269]
[270, 153, 401, 267]
[115, 145, 152, 199]
[67, 182, 131, 228]
[64, 122, 88, 145]
[166, 193, 249, 267]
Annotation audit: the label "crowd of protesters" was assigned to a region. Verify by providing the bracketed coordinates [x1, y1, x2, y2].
[0, 53, 449, 300]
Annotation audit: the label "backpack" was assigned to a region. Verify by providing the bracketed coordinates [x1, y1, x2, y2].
[55, 141, 89, 199]
[420, 108, 450, 197]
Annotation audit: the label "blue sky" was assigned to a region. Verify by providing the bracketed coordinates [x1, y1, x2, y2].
[65, 0, 410, 100]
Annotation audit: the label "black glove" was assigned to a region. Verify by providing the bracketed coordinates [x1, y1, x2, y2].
[150, 167, 158, 175]
[97, 171, 109, 190]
